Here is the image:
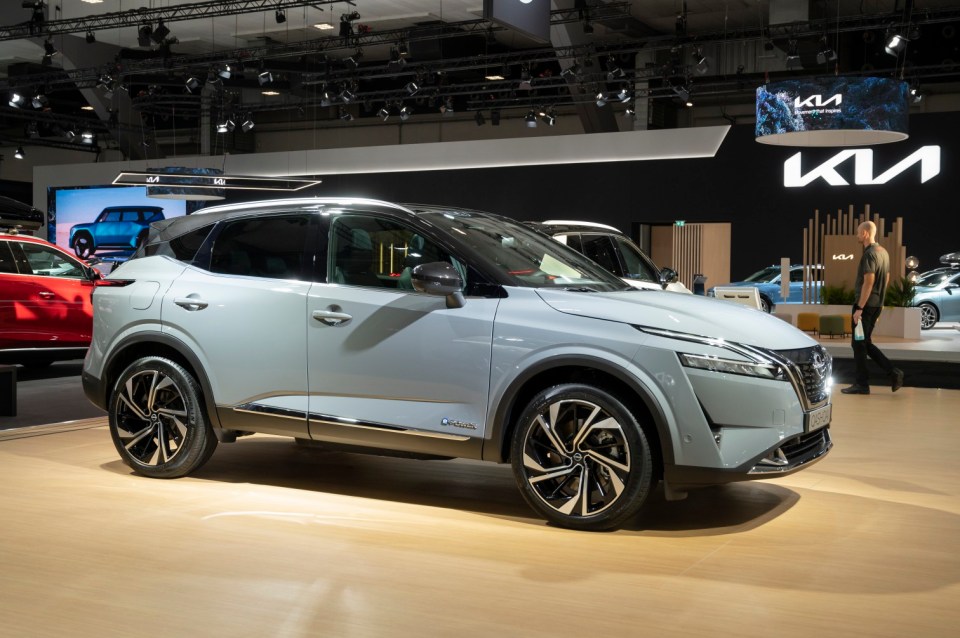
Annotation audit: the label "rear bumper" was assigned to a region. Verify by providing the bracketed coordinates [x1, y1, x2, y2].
[82, 370, 107, 410]
[664, 426, 832, 492]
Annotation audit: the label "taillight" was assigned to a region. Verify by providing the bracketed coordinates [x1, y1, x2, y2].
[91, 279, 136, 287]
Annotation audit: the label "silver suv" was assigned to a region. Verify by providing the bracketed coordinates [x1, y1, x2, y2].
[83, 198, 833, 531]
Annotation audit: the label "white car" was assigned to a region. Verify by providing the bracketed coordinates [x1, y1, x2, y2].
[527, 220, 691, 293]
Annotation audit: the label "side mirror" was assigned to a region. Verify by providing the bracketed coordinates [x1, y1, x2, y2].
[659, 267, 679, 289]
[411, 262, 465, 309]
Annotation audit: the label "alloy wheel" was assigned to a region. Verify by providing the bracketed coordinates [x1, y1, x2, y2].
[74, 234, 93, 259]
[114, 370, 190, 467]
[919, 303, 938, 330]
[520, 398, 632, 518]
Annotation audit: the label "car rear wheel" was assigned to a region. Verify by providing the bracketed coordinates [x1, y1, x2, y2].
[510, 383, 654, 531]
[109, 357, 217, 478]
[72, 232, 95, 259]
[918, 303, 939, 330]
[759, 295, 772, 313]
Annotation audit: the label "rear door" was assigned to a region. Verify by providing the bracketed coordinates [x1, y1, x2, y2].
[160, 212, 315, 437]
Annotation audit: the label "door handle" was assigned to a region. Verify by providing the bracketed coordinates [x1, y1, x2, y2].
[38, 291, 55, 299]
[174, 297, 209, 311]
[312, 309, 352, 326]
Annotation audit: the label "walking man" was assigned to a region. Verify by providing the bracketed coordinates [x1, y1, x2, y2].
[841, 221, 904, 395]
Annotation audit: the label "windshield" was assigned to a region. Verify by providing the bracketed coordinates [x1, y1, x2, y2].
[418, 209, 631, 291]
[744, 266, 781, 283]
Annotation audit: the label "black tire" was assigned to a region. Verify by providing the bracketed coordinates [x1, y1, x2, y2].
[109, 356, 217, 478]
[510, 383, 654, 531]
[759, 295, 772, 313]
[918, 303, 939, 330]
[73, 232, 95, 259]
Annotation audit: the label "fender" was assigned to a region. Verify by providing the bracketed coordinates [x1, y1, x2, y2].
[481, 353, 675, 465]
[96, 330, 223, 430]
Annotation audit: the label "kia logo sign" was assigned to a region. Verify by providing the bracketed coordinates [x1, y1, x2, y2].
[832, 254, 855, 261]
[784, 146, 941, 187]
[794, 94, 842, 109]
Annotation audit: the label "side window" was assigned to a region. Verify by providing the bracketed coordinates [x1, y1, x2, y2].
[121, 211, 139, 222]
[142, 224, 214, 262]
[558, 233, 584, 253]
[210, 215, 310, 279]
[18, 242, 85, 278]
[612, 236, 658, 282]
[104, 211, 122, 222]
[0, 242, 17, 274]
[579, 234, 621, 276]
[789, 269, 805, 283]
[329, 215, 450, 289]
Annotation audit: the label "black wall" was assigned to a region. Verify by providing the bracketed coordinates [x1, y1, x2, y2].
[249, 111, 960, 280]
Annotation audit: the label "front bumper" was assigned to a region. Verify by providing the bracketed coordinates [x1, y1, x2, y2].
[664, 426, 832, 492]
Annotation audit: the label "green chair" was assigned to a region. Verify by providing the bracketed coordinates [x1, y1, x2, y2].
[819, 315, 845, 339]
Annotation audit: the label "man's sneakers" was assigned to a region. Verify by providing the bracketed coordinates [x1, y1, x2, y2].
[840, 385, 870, 395]
[892, 368, 905, 392]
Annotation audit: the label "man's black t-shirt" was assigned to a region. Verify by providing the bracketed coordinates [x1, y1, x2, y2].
[854, 243, 889, 308]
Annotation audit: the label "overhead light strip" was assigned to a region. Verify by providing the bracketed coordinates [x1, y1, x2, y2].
[113, 172, 322, 191]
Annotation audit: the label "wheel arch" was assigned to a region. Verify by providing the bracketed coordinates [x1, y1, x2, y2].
[483, 355, 673, 478]
[101, 332, 222, 431]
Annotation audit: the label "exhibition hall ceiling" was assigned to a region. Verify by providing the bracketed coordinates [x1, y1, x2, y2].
[0, 1, 959, 159]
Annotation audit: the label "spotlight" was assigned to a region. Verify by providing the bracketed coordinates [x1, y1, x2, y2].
[26, 122, 39, 138]
[97, 73, 113, 89]
[85, 31, 95, 44]
[258, 70, 273, 85]
[519, 67, 532, 90]
[65, 129, 76, 140]
[14, 146, 24, 160]
[491, 109, 501, 126]
[185, 76, 200, 92]
[206, 70, 221, 87]
[474, 110, 485, 126]
[339, 89, 355, 103]
[540, 109, 555, 126]
[910, 84, 923, 104]
[8, 93, 25, 108]
[693, 49, 709, 74]
[216, 119, 235, 133]
[217, 63, 231, 79]
[241, 117, 255, 132]
[624, 105, 635, 117]
[31, 93, 48, 109]
[389, 47, 407, 67]
[785, 39, 801, 70]
[43, 37, 57, 58]
[560, 63, 581, 79]
[275, 9, 285, 24]
[404, 81, 419, 95]
[397, 42, 409, 57]
[673, 85, 690, 102]
[81, 130, 95, 144]
[817, 37, 837, 64]
[617, 87, 632, 103]
[525, 110, 537, 128]
[151, 20, 170, 44]
[885, 30, 908, 56]
[607, 66, 625, 81]
[138, 24, 152, 47]
[399, 105, 412, 121]
[595, 92, 608, 107]
[378, 106, 390, 121]
[439, 97, 454, 114]
[339, 108, 354, 122]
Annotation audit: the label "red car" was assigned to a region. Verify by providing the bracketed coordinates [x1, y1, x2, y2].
[1, 197, 100, 367]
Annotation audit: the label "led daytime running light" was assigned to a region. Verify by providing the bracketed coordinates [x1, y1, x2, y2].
[679, 353, 786, 381]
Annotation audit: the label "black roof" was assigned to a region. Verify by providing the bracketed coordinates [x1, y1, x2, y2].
[102, 205, 165, 212]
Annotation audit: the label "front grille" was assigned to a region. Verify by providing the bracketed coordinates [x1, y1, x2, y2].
[781, 428, 831, 460]
[750, 427, 832, 474]
[775, 345, 832, 406]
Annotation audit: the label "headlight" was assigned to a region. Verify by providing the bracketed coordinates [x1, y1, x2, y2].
[678, 352, 787, 381]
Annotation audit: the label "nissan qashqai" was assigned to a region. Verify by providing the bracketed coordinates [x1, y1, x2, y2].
[83, 198, 833, 531]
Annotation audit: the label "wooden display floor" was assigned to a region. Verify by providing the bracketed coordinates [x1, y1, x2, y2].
[1, 388, 958, 638]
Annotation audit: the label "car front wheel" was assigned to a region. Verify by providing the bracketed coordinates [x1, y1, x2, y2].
[918, 302, 939, 330]
[109, 357, 217, 478]
[510, 383, 654, 531]
[759, 295, 772, 313]
[72, 232, 95, 259]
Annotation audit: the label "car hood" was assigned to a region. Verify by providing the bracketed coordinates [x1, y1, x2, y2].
[536, 288, 816, 350]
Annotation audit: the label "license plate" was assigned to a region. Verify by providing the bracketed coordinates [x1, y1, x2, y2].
[805, 404, 831, 432]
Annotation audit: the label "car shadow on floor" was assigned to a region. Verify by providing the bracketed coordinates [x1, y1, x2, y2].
[115, 435, 800, 534]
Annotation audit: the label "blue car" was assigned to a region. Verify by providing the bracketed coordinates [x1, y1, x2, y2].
[710, 264, 823, 313]
[914, 264, 960, 330]
[69, 206, 165, 259]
